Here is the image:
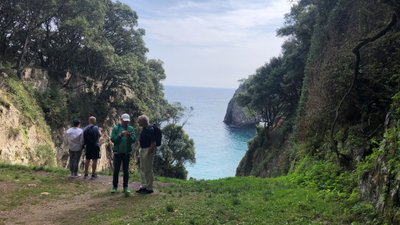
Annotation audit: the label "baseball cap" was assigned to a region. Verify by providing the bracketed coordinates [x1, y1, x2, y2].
[121, 113, 130, 122]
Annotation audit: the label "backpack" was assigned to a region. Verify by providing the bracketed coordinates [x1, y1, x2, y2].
[84, 125, 98, 145]
[152, 124, 162, 147]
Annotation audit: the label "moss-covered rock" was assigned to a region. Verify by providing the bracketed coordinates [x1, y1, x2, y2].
[0, 75, 56, 167]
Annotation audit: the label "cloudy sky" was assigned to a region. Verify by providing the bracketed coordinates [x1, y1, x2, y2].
[121, 0, 292, 88]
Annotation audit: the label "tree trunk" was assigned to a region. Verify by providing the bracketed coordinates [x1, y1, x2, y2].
[17, 31, 30, 79]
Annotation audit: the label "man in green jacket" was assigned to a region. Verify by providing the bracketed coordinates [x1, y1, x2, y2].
[110, 113, 136, 194]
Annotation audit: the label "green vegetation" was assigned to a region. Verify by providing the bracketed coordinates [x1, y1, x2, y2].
[0, 164, 382, 224]
[0, 163, 73, 211]
[33, 144, 56, 167]
[155, 103, 195, 179]
[4, 78, 49, 132]
[233, 0, 400, 222]
[0, 0, 168, 124]
[0, 0, 194, 177]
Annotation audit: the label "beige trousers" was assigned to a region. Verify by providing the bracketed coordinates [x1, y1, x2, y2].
[139, 147, 155, 190]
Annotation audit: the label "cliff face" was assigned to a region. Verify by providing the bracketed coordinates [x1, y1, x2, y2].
[358, 94, 400, 220]
[0, 69, 121, 171]
[234, 0, 400, 220]
[236, 125, 291, 177]
[0, 72, 56, 166]
[224, 86, 259, 127]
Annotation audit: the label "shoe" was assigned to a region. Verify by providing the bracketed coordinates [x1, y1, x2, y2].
[124, 188, 131, 197]
[111, 187, 117, 193]
[136, 187, 147, 193]
[145, 189, 154, 194]
[91, 174, 98, 179]
[84, 174, 89, 179]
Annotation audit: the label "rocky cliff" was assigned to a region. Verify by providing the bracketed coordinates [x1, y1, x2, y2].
[233, 0, 400, 221]
[358, 94, 400, 222]
[224, 85, 259, 127]
[0, 69, 120, 171]
[0, 72, 56, 166]
[236, 124, 291, 177]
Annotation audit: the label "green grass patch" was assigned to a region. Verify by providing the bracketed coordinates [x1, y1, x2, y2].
[82, 176, 370, 225]
[0, 163, 86, 211]
[0, 164, 383, 224]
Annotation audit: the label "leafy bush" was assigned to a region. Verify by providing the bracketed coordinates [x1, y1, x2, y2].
[291, 157, 355, 195]
[37, 85, 67, 129]
[154, 124, 195, 179]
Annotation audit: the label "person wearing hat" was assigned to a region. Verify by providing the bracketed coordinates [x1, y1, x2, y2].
[65, 119, 84, 177]
[110, 113, 136, 194]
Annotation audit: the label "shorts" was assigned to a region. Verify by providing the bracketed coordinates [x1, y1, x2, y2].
[85, 145, 100, 159]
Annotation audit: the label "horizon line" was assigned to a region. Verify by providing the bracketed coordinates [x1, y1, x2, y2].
[163, 84, 237, 90]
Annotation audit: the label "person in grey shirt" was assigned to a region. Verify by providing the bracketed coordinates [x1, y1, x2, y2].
[65, 119, 84, 177]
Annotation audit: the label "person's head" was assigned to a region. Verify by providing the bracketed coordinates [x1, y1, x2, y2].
[120, 113, 130, 126]
[72, 119, 80, 127]
[88, 116, 96, 125]
[137, 115, 149, 127]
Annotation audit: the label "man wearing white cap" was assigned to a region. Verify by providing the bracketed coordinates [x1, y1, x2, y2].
[110, 113, 136, 194]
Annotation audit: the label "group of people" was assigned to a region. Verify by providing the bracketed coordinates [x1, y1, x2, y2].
[65, 114, 157, 194]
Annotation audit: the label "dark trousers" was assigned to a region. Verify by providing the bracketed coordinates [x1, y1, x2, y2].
[112, 153, 131, 188]
[69, 150, 82, 175]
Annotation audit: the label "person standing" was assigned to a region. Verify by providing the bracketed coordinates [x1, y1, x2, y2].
[110, 113, 136, 194]
[136, 115, 156, 194]
[65, 119, 84, 177]
[83, 116, 102, 179]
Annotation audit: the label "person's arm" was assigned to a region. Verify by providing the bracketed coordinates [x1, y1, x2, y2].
[79, 130, 84, 149]
[110, 126, 121, 144]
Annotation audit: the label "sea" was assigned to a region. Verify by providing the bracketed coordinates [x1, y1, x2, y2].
[164, 86, 256, 180]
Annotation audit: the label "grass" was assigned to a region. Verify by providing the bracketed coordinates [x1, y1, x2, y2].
[0, 163, 380, 224]
[4, 78, 52, 140]
[82, 177, 366, 225]
[0, 163, 85, 211]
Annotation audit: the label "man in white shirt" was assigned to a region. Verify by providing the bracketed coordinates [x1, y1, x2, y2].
[65, 119, 84, 177]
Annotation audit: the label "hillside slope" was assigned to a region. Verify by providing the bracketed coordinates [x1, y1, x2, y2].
[233, 0, 400, 222]
[0, 75, 55, 166]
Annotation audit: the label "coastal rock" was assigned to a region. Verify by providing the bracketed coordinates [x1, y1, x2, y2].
[223, 86, 259, 127]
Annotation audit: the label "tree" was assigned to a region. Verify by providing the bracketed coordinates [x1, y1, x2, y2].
[154, 103, 195, 179]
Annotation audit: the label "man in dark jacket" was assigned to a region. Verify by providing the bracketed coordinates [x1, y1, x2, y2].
[110, 113, 136, 193]
[136, 115, 156, 194]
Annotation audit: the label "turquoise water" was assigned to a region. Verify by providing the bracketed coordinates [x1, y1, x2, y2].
[164, 86, 256, 180]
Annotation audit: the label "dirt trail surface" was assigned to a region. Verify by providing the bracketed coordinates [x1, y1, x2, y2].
[1, 175, 153, 225]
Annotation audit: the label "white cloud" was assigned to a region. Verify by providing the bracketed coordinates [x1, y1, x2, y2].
[122, 0, 292, 88]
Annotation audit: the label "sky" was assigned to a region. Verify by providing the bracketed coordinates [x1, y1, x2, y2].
[120, 0, 292, 89]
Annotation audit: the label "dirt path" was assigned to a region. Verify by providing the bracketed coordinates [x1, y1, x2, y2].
[2, 176, 146, 225]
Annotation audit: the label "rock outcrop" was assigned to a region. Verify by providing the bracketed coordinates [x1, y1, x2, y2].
[358, 97, 400, 223]
[236, 122, 291, 177]
[0, 72, 56, 166]
[224, 86, 259, 127]
[0, 69, 119, 171]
